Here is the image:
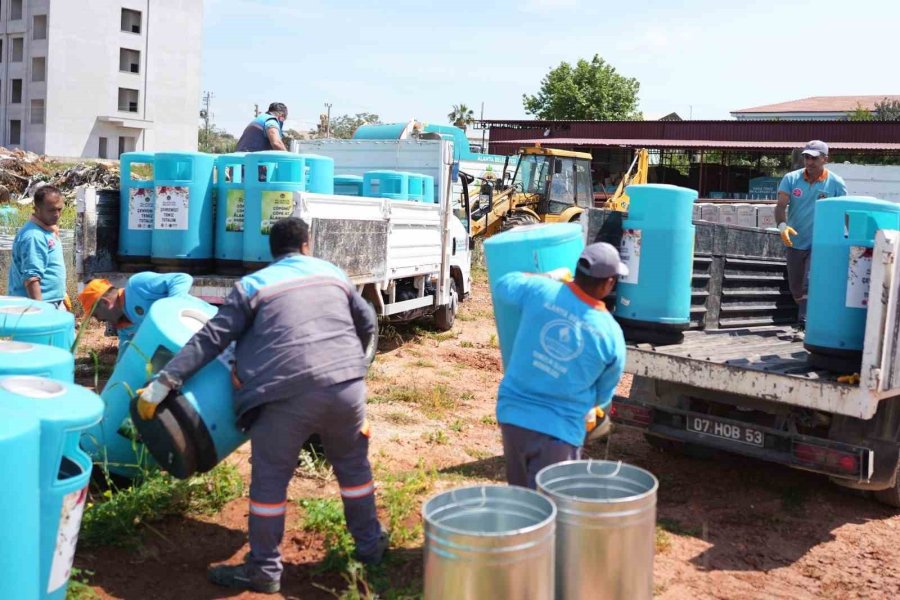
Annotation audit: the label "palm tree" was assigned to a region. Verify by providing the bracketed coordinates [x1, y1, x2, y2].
[448, 104, 475, 130]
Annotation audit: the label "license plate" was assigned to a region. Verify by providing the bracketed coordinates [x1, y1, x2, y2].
[686, 415, 764, 447]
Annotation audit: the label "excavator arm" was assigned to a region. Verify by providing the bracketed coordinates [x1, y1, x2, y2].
[607, 148, 649, 212]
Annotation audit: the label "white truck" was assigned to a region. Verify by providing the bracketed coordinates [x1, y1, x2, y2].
[76, 139, 471, 361]
[585, 208, 900, 507]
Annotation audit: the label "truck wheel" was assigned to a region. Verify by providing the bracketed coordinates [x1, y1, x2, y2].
[500, 211, 539, 232]
[433, 279, 458, 332]
[363, 300, 379, 366]
[873, 465, 900, 508]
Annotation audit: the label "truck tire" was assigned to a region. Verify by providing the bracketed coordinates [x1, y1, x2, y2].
[500, 211, 540, 231]
[873, 465, 900, 508]
[363, 300, 379, 366]
[433, 279, 458, 332]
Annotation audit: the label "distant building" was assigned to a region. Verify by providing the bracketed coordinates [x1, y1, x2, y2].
[731, 95, 900, 120]
[0, 0, 202, 158]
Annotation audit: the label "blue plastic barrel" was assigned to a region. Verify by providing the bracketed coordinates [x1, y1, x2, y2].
[118, 152, 155, 266]
[422, 174, 436, 203]
[0, 295, 75, 350]
[334, 174, 364, 196]
[407, 172, 425, 202]
[243, 151, 305, 268]
[363, 170, 409, 200]
[0, 340, 74, 381]
[484, 223, 584, 369]
[0, 407, 41, 600]
[806, 197, 900, 371]
[298, 153, 335, 194]
[150, 152, 216, 270]
[0, 376, 103, 600]
[614, 184, 697, 343]
[215, 152, 247, 274]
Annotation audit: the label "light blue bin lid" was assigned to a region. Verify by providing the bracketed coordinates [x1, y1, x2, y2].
[484, 222, 582, 248]
[0, 296, 75, 336]
[0, 376, 103, 426]
[147, 296, 218, 347]
[0, 341, 73, 376]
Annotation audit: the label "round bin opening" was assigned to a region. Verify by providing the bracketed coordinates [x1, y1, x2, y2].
[0, 375, 66, 398]
[536, 460, 658, 502]
[0, 305, 42, 315]
[179, 309, 211, 333]
[424, 486, 555, 535]
[0, 341, 34, 353]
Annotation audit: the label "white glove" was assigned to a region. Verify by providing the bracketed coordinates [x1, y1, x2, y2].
[544, 267, 573, 282]
[136, 379, 172, 420]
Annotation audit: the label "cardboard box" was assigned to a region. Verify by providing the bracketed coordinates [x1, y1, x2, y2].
[718, 204, 738, 226]
[756, 205, 777, 229]
[736, 204, 757, 228]
[700, 204, 720, 223]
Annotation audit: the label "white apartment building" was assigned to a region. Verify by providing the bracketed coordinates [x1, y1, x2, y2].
[0, 0, 202, 158]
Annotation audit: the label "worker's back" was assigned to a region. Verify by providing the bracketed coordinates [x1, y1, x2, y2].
[236, 113, 281, 152]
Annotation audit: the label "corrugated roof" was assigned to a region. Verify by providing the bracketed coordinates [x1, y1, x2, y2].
[493, 138, 900, 151]
[733, 95, 900, 114]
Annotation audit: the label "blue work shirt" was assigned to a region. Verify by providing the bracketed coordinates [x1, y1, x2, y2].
[7, 220, 66, 302]
[117, 272, 193, 350]
[494, 273, 626, 447]
[235, 114, 283, 152]
[778, 168, 847, 250]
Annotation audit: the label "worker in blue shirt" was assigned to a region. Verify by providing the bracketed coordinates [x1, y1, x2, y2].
[7, 185, 68, 308]
[236, 102, 288, 152]
[77, 272, 194, 355]
[493, 242, 627, 489]
[135, 217, 384, 594]
[776, 140, 847, 324]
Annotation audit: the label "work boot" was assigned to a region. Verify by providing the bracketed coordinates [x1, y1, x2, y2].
[207, 562, 280, 594]
[355, 530, 389, 566]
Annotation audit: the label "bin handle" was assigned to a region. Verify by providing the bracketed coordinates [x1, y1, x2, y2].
[586, 458, 622, 479]
[450, 485, 488, 510]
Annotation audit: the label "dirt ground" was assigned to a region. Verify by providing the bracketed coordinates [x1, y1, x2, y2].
[74, 274, 900, 599]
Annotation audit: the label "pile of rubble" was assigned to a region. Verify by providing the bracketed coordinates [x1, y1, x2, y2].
[0, 147, 121, 202]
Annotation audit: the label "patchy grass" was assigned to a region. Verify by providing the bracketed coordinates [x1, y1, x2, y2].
[383, 411, 418, 426]
[449, 419, 465, 433]
[298, 498, 356, 572]
[655, 525, 673, 553]
[412, 358, 436, 368]
[480, 414, 498, 426]
[459, 340, 475, 348]
[488, 334, 499, 348]
[423, 429, 449, 445]
[66, 568, 100, 599]
[370, 383, 458, 419]
[465, 447, 492, 460]
[379, 463, 436, 547]
[296, 447, 334, 482]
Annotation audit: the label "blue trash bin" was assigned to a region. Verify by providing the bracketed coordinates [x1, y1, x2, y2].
[363, 170, 408, 200]
[0, 375, 103, 600]
[422, 174, 436, 203]
[118, 152, 155, 268]
[214, 152, 247, 274]
[407, 172, 425, 202]
[0, 340, 74, 381]
[0, 295, 75, 351]
[805, 197, 900, 372]
[484, 223, 584, 369]
[243, 151, 305, 269]
[334, 174, 364, 196]
[298, 153, 335, 194]
[0, 406, 41, 600]
[150, 152, 216, 271]
[614, 184, 697, 344]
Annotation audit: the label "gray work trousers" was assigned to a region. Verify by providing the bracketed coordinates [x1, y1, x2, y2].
[246, 378, 381, 583]
[501, 423, 582, 490]
[786, 247, 811, 322]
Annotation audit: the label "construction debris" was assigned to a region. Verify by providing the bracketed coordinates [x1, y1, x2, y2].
[0, 146, 121, 202]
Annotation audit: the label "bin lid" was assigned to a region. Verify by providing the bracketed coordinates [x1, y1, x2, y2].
[0, 297, 75, 335]
[0, 376, 103, 425]
[146, 296, 217, 347]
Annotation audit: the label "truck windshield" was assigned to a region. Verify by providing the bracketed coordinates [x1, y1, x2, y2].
[513, 154, 550, 195]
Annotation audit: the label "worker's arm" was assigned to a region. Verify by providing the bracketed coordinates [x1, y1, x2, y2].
[24, 278, 42, 300]
[348, 289, 377, 350]
[774, 191, 790, 225]
[267, 124, 287, 151]
[17, 235, 47, 300]
[594, 332, 626, 410]
[493, 272, 547, 306]
[163, 273, 194, 297]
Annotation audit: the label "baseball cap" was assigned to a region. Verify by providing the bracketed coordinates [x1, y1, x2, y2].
[801, 140, 829, 157]
[78, 279, 113, 317]
[576, 242, 629, 279]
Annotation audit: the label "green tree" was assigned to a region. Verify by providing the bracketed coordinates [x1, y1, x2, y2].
[874, 98, 900, 121]
[848, 103, 874, 121]
[522, 54, 642, 120]
[198, 125, 237, 154]
[448, 104, 475, 129]
[319, 112, 381, 139]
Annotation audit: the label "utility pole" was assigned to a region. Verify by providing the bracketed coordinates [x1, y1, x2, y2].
[201, 91, 213, 148]
[324, 102, 332, 138]
[480, 101, 486, 152]
[254, 103, 260, 117]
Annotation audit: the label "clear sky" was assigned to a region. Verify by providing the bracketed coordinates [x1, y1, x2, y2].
[202, 0, 899, 136]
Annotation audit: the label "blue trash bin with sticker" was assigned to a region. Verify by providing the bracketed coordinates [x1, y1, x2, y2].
[243, 151, 305, 269]
[215, 152, 247, 274]
[0, 295, 75, 351]
[0, 376, 103, 600]
[118, 152, 155, 268]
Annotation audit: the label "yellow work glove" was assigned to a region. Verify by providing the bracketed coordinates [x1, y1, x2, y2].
[63, 293, 73, 312]
[837, 373, 860, 385]
[778, 222, 797, 247]
[584, 406, 609, 443]
[135, 379, 172, 420]
[544, 267, 574, 282]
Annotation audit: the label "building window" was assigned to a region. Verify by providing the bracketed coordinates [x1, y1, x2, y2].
[33, 15, 48, 40]
[121, 8, 141, 34]
[118, 136, 136, 157]
[119, 48, 140, 74]
[10, 0, 22, 21]
[32, 57, 45, 82]
[99, 137, 108, 159]
[9, 120, 21, 145]
[118, 87, 139, 112]
[0, 40, 4, 63]
[11, 37, 23, 62]
[10, 79, 22, 103]
[30, 99, 44, 125]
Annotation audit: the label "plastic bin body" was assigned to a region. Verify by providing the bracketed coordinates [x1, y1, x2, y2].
[806, 197, 900, 363]
[0, 340, 74, 381]
[0, 407, 41, 600]
[614, 185, 697, 340]
[363, 170, 408, 200]
[242, 152, 305, 268]
[150, 152, 216, 268]
[0, 295, 75, 350]
[0, 376, 103, 600]
[406, 172, 425, 202]
[118, 152, 155, 264]
[422, 174, 436, 203]
[297, 153, 335, 194]
[214, 153, 247, 273]
[334, 174, 364, 196]
[483, 223, 584, 369]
